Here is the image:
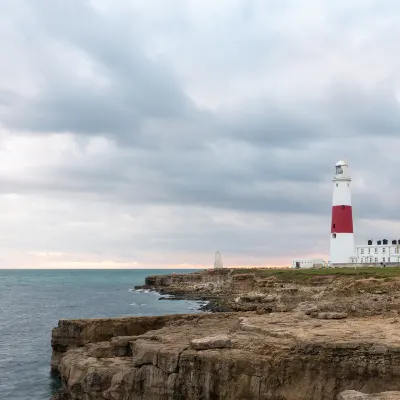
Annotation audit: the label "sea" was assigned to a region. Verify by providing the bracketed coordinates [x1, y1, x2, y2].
[0, 269, 203, 400]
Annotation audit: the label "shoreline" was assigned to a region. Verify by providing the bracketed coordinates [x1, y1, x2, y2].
[132, 285, 231, 313]
[51, 267, 400, 400]
[134, 285, 235, 312]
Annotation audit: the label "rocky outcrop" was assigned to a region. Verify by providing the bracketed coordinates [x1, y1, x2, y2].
[50, 314, 220, 372]
[141, 269, 400, 317]
[52, 312, 400, 400]
[143, 269, 231, 288]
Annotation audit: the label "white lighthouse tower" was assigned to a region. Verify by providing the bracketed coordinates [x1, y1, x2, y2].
[329, 160, 355, 264]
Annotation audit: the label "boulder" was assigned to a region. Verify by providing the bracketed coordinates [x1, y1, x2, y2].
[190, 335, 232, 350]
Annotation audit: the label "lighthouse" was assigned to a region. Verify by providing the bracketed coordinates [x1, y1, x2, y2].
[329, 160, 355, 264]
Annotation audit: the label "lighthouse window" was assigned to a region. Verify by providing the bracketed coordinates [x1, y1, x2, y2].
[341, 205, 345, 209]
[332, 224, 335, 228]
[332, 233, 336, 238]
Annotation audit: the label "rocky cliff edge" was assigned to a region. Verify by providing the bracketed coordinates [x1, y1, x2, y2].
[52, 311, 400, 400]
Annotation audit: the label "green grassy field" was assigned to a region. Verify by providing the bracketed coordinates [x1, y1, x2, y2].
[230, 267, 400, 281]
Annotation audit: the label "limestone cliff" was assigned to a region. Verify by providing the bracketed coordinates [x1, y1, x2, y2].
[52, 312, 400, 400]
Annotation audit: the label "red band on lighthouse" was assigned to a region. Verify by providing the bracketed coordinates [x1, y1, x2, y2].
[331, 205, 353, 233]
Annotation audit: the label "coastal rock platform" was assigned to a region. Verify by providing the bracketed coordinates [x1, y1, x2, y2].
[52, 311, 400, 400]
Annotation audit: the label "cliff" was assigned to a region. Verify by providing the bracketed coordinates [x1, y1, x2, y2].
[52, 311, 400, 400]
[52, 268, 400, 399]
[50, 314, 206, 372]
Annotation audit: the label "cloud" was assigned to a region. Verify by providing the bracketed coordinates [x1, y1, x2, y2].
[1, 0, 400, 268]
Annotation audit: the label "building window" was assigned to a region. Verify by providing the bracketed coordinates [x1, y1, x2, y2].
[394, 248, 397, 254]
[368, 248, 371, 254]
[388, 257, 391, 262]
[360, 249, 364, 254]
[375, 257, 378, 262]
[375, 248, 378, 253]
[361, 258, 363, 262]
[383, 257, 386, 262]
[332, 233, 336, 238]
[383, 248, 386, 253]
[336, 183, 338, 187]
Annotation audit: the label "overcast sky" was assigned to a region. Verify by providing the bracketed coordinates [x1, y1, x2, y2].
[1, 0, 400, 269]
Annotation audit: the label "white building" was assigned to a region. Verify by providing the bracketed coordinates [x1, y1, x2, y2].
[291, 259, 325, 269]
[351, 239, 400, 264]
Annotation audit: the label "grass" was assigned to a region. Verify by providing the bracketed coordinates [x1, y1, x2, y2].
[230, 267, 400, 282]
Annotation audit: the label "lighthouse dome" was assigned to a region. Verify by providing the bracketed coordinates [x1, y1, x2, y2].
[335, 160, 347, 167]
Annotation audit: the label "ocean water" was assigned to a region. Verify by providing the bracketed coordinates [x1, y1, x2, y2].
[0, 269, 203, 400]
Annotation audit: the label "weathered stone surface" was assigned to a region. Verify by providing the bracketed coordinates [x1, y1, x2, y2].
[338, 390, 400, 399]
[140, 268, 400, 316]
[51, 313, 230, 371]
[316, 312, 348, 319]
[52, 270, 400, 399]
[190, 335, 232, 350]
[52, 312, 400, 400]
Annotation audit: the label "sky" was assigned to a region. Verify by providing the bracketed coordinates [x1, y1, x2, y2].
[1, 0, 400, 269]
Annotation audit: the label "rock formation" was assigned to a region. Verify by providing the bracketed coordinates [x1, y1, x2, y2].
[52, 311, 400, 400]
[52, 269, 400, 399]
[141, 269, 400, 317]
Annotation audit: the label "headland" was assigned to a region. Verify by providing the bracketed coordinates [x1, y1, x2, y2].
[51, 267, 400, 399]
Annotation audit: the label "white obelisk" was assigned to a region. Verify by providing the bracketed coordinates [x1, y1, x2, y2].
[214, 251, 223, 269]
